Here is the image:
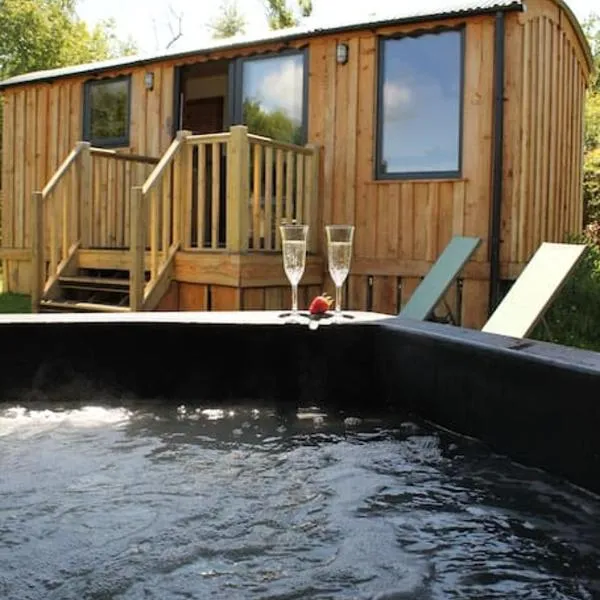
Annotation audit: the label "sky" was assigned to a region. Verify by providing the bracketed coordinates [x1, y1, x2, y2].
[76, 0, 599, 55]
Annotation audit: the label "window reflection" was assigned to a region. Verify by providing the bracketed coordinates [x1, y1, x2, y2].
[85, 77, 130, 146]
[378, 30, 462, 177]
[242, 53, 305, 144]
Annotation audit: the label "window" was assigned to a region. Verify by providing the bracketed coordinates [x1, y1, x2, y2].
[235, 51, 307, 144]
[83, 76, 131, 147]
[376, 29, 464, 179]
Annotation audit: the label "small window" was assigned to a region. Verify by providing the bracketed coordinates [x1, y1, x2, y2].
[236, 51, 306, 145]
[376, 29, 464, 179]
[83, 76, 131, 147]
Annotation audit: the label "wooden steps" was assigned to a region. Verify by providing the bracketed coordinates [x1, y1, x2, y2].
[40, 300, 131, 313]
[59, 276, 130, 294]
[39, 258, 138, 313]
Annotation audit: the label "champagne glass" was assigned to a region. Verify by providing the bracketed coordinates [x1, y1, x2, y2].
[280, 223, 309, 322]
[326, 225, 355, 322]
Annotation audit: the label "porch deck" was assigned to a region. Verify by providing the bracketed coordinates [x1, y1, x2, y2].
[30, 126, 321, 312]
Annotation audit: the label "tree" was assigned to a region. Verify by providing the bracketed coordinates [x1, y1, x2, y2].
[0, 0, 136, 191]
[243, 98, 302, 144]
[264, 0, 313, 30]
[0, 0, 136, 80]
[208, 0, 246, 39]
[583, 14, 600, 224]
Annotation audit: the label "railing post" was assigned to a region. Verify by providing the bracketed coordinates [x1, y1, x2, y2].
[305, 144, 320, 254]
[30, 192, 44, 312]
[172, 130, 192, 247]
[78, 142, 92, 248]
[227, 125, 249, 252]
[130, 186, 145, 311]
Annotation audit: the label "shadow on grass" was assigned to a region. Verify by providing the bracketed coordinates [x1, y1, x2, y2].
[0, 293, 32, 313]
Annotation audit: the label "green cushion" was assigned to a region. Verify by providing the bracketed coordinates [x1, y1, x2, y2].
[399, 236, 481, 320]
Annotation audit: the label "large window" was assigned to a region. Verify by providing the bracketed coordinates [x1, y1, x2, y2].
[376, 29, 464, 179]
[236, 51, 306, 144]
[83, 76, 131, 147]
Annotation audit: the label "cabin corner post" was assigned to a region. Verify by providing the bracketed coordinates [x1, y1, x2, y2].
[78, 142, 92, 248]
[30, 192, 44, 312]
[130, 186, 145, 311]
[227, 125, 250, 252]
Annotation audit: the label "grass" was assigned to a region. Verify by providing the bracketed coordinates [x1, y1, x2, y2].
[0, 292, 32, 313]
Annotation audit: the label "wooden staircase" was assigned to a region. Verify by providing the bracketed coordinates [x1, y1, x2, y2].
[40, 267, 134, 313]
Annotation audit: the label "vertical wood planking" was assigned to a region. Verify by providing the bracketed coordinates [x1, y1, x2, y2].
[502, 13, 523, 263]
[183, 144, 193, 248]
[275, 149, 283, 249]
[462, 18, 494, 261]
[413, 183, 429, 260]
[211, 143, 220, 249]
[14, 90, 25, 247]
[296, 154, 304, 226]
[285, 150, 294, 220]
[399, 182, 414, 259]
[354, 36, 376, 258]
[252, 144, 263, 248]
[518, 19, 532, 262]
[264, 146, 274, 249]
[2, 92, 15, 248]
[197, 143, 206, 248]
[23, 87, 36, 249]
[546, 19, 559, 242]
[539, 17, 552, 241]
[344, 38, 359, 225]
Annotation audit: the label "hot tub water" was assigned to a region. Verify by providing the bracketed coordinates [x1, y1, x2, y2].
[1, 401, 599, 599]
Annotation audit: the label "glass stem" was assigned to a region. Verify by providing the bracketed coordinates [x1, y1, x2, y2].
[292, 284, 299, 316]
[335, 285, 342, 317]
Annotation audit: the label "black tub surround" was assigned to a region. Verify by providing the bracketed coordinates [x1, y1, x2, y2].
[0, 314, 598, 494]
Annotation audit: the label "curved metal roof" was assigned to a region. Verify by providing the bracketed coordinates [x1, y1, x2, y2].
[0, 0, 524, 89]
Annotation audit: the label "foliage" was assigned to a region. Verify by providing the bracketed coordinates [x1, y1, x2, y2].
[0, 292, 31, 313]
[0, 0, 136, 198]
[582, 14, 600, 93]
[208, 0, 246, 39]
[264, 0, 313, 30]
[531, 229, 600, 352]
[243, 99, 303, 144]
[583, 15, 600, 224]
[0, 0, 136, 81]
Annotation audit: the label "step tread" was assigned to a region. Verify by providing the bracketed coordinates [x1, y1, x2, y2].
[40, 299, 131, 313]
[59, 276, 130, 287]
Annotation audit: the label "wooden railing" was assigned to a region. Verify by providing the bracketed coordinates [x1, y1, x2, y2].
[247, 133, 319, 252]
[87, 148, 158, 249]
[32, 127, 320, 312]
[129, 130, 191, 311]
[130, 126, 320, 310]
[31, 142, 89, 311]
[31, 143, 160, 311]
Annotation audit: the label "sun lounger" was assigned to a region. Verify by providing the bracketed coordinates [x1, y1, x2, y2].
[399, 236, 481, 322]
[482, 242, 586, 338]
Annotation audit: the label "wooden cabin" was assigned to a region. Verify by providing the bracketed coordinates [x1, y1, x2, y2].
[0, 0, 593, 327]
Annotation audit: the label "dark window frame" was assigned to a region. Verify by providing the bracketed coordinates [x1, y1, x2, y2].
[83, 75, 132, 147]
[230, 47, 309, 145]
[375, 26, 466, 181]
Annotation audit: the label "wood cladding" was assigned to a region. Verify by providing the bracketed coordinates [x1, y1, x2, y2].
[0, 0, 590, 326]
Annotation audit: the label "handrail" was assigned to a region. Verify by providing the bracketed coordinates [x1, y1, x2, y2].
[142, 130, 189, 195]
[41, 142, 86, 198]
[186, 132, 231, 144]
[247, 134, 313, 155]
[90, 147, 160, 165]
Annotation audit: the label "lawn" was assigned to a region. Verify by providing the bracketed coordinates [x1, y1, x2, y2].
[0, 293, 32, 313]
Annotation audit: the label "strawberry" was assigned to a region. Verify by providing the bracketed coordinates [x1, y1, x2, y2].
[309, 294, 333, 315]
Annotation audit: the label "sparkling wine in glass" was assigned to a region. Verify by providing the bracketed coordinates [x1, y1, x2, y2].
[326, 225, 355, 322]
[280, 223, 309, 322]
